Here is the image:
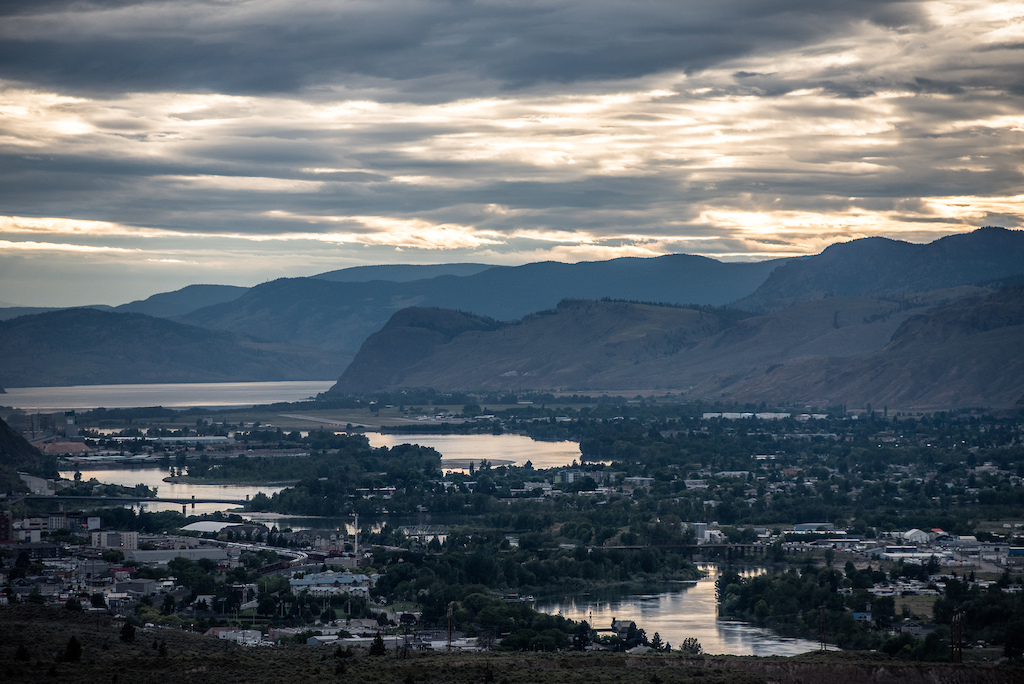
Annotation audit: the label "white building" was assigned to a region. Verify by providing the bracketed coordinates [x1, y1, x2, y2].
[92, 530, 139, 551]
[289, 570, 374, 597]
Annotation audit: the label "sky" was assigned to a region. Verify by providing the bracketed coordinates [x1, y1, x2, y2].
[1, 0, 1022, 307]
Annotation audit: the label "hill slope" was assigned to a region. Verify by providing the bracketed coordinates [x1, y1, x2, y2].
[114, 284, 248, 318]
[332, 296, 913, 394]
[314, 262, 494, 282]
[0, 416, 45, 493]
[331, 289, 1024, 409]
[718, 286, 1024, 410]
[182, 254, 786, 353]
[736, 227, 1024, 312]
[0, 309, 346, 387]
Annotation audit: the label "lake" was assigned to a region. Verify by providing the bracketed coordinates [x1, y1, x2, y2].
[4, 381, 335, 411]
[535, 565, 821, 656]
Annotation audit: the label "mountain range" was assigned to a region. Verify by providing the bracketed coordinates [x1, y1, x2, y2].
[1, 227, 1022, 408]
[177, 254, 786, 354]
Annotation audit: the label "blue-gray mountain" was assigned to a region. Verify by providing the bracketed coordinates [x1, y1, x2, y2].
[0, 309, 345, 388]
[3, 227, 1022, 397]
[179, 254, 787, 354]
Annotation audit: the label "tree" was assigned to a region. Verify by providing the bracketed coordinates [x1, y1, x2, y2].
[650, 632, 664, 652]
[91, 592, 107, 608]
[680, 637, 702, 655]
[65, 597, 83, 611]
[120, 622, 136, 644]
[369, 631, 387, 656]
[63, 635, 82, 662]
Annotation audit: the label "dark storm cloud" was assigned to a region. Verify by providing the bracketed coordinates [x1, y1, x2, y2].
[2, 0, 1023, 306]
[0, 0, 925, 98]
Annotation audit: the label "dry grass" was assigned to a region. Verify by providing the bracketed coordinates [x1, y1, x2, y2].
[2, 605, 1020, 684]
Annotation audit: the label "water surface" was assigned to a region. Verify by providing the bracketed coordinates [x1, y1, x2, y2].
[367, 433, 581, 471]
[5, 381, 334, 410]
[59, 468, 286, 515]
[536, 565, 820, 656]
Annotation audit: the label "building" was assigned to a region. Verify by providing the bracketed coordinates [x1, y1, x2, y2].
[289, 569, 374, 597]
[684, 522, 708, 544]
[92, 531, 139, 551]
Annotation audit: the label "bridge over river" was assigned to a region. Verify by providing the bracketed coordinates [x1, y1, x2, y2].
[16, 494, 250, 514]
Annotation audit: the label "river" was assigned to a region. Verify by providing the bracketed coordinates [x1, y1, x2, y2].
[367, 433, 582, 471]
[71, 443, 819, 656]
[536, 565, 821, 656]
[58, 467, 287, 515]
[4, 380, 335, 410]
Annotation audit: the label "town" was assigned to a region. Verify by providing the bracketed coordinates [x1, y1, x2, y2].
[3, 397, 1023, 661]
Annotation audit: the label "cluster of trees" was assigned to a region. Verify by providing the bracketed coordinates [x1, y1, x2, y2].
[369, 541, 700, 608]
[932, 573, 1024, 657]
[717, 563, 1024, 660]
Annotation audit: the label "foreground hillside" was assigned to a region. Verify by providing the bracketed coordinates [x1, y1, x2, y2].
[0, 416, 45, 492]
[331, 287, 1024, 409]
[0, 309, 345, 388]
[0, 605, 1017, 684]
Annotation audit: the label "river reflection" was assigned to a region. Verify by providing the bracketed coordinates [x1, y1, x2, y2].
[535, 565, 820, 657]
[58, 468, 286, 515]
[367, 433, 582, 471]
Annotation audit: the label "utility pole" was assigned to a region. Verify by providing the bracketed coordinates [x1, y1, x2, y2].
[818, 606, 827, 652]
[951, 608, 964, 664]
[447, 601, 454, 652]
[351, 513, 359, 556]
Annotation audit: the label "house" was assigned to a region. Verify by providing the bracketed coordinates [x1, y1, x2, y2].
[610, 618, 636, 638]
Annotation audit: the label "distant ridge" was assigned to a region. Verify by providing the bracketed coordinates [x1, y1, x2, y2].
[315, 263, 493, 282]
[735, 227, 1024, 312]
[115, 284, 248, 318]
[0, 308, 345, 388]
[182, 253, 786, 353]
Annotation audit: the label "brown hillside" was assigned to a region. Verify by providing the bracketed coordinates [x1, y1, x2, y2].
[332, 296, 916, 395]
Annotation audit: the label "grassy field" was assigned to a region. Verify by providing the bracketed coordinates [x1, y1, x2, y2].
[2, 605, 1021, 684]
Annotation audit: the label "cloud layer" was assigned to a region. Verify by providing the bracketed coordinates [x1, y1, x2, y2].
[1, 0, 1022, 305]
